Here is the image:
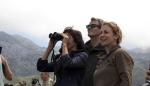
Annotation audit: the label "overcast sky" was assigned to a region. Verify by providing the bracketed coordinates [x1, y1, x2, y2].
[0, 0, 150, 49]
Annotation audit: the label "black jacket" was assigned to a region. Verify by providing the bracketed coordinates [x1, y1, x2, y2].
[37, 51, 88, 86]
[82, 40, 104, 86]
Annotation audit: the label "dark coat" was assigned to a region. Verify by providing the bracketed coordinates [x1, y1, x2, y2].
[81, 41, 104, 86]
[37, 51, 88, 86]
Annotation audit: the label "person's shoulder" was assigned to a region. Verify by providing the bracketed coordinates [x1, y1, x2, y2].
[80, 51, 88, 55]
[75, 51, 88, 57]
[74, 51, 87, 55]
[84, 40, 91, 51]
[114, 48, 128, 55]
[85, 40, 91, 45]
[114, 48, 134, 64]
[114, 48, 133, 60]
[113, 48, 132, 59]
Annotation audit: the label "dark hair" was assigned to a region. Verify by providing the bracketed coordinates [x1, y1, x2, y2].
[63, 27, 85, 50]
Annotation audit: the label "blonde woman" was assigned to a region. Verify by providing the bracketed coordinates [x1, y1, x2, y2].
[94, 22, 134, 86]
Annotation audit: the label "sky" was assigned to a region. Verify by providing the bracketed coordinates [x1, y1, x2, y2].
[0, 0, 150, 49]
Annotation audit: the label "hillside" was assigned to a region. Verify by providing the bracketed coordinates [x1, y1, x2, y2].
[0, 31, 150, 86]
[129, 49, 150, 86]
[0, 31, 44, 76]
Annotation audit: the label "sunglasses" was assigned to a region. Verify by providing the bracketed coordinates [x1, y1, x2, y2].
[86, 24, 101, 30]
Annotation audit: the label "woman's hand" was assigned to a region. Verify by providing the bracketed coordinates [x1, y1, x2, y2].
[61, 33, 69, 56]
[61, 33, 69, 45]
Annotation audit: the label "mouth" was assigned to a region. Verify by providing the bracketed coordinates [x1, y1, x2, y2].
[100, 37, 107, 42]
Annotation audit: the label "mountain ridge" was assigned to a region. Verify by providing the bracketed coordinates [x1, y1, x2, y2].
[0, 31, 149, 86]
[0, 31, 44, 76]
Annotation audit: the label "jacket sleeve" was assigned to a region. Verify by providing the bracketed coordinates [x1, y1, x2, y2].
[37, 58, 54, 72]
[57, 52, 88, 69]
[115, 50, 134, 86]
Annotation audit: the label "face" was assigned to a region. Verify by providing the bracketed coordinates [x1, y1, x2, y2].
[87, 20, 101, 37]
[99, 25, 117, 47]
[65, 33, 76, 51]
[41, 72, 49, 81]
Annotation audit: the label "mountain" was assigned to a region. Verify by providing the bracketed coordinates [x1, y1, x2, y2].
[0, 31, 150, 86]
[13, 34, 40, 50]
[0, 31, 44, 76]
[129, 49, 150, 86]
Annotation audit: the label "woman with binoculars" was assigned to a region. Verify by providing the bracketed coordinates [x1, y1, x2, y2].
[37, 27, 88, 86]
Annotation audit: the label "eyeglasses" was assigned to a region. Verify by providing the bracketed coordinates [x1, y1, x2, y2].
[86, 24, 101, 30]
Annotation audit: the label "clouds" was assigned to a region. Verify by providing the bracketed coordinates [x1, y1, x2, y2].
[0, 0, 150, 48]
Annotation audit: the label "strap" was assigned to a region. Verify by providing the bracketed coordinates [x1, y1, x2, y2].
[50, 49, 56, 86]
[51, 49, 55, 62]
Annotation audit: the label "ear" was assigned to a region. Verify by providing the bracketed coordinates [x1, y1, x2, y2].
[113, 34, 118, 40]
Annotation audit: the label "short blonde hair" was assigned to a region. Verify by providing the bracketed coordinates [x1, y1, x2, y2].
[103, 22, 122, 44]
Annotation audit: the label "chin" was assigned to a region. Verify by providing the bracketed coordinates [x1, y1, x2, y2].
[101, 42, 108, 47]
[100, 43, 106, 47]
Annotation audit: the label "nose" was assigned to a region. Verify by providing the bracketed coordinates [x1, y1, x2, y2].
[100, 32, 104, 37]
